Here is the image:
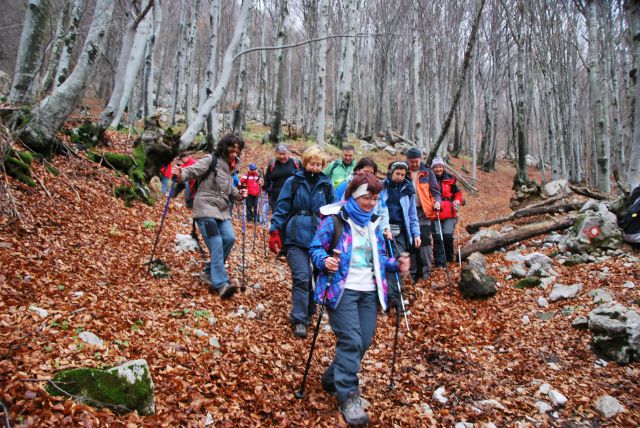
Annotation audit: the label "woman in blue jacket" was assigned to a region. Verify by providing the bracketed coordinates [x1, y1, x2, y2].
[268, 146, 336, 338]
[382, 161, 421, 306]
[309, 172, 409, 426]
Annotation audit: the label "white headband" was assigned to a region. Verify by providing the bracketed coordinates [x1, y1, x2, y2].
[351, 183, 371, 199]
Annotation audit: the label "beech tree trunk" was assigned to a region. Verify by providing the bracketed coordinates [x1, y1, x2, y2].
[315, 0, 329, 146]
[268, 0, 290, 144]
[233, 4, 252, 134]
[98, 0, 154, 131]
[202, 0, 221, 144]
[179, 0, 251, 149]
[627, 0, 640, 190]
[53, 0, 85, 89]
[411, 1, 424, 149]
[9, 0, 52, 105]
[19, 0, 115, 151]
[39, 0, 72, 96]
[334, 0, 358, 144]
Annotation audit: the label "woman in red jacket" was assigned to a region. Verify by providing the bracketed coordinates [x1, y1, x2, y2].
[430, 157, 463, 267]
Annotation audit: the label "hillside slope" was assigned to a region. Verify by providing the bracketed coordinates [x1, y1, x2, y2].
[0, 132, 638, 427]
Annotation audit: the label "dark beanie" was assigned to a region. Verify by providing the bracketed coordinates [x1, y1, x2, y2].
[405, 147, 422, 159]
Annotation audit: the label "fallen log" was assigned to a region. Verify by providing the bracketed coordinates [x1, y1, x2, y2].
[460, 214, 577, 260]
[465, 202, 582, 234]
[568, 184, 611, 200]
[444, 163, 478, 194]
[525, 192, 569, 210]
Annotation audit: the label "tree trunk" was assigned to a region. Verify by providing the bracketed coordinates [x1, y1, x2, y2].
[98, 0, 153, 132]
[111, 11, 153, 128]
[461, 215, 577, 260]
[268, 0, 290, 144]
[169, 5, 188, 125]
[19, 0, 115, 152]
[411, 1, 424, 149]
[143, 0, 162, 118]
[39, 0, 72, 96]
[179, 0, 251, 149]
[53, 0, 85, 89]
[182, 0, 202, 126]
[9, 0, 52, 105]
[470, 47, 478, 181]
[426, 0, 486, 164]
[587, 0, 611, 193]
[234, 4, 252, 134]
[626, 0, 640, 189]
[315, 0, 329, 146]
[334, 0, 358, 144]
[202, 0, 221, 145]
[514, 0, 529, 187]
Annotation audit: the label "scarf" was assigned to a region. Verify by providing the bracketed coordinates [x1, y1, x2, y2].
[345, 197, 373, 227]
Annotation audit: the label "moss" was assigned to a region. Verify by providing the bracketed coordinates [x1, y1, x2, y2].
[69, 121, 99, 147]
[88, 151, 134, 174]
[44, 162, 59, 176]
[114, 185, 137, 207]
[515, 276, 541, 289]
[5, 149, 35, 187]
[46, 362, 154, 415]
[563, 257, 586, 267]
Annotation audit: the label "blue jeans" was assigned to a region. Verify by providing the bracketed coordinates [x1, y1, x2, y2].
[160, 176, 169, 194]
[286, 245, 316, 325]
[323, 290, 378, 403]
[387, 225, 410, 304]
[196, 218, 235, 289]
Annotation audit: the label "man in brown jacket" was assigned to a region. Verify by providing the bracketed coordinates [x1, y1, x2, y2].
[173, 134, 248, 298]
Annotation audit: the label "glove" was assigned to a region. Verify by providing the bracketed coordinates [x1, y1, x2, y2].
[269, 230, 282, 254]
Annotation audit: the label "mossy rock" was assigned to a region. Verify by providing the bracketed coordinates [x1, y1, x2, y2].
[88, 151, 135, 174]
[68, 121, 100, 147]
[515, 276, 541, 289]
[46, 359, 155, 415]
[5, 148, 35, 187]
[563, 257, 586, 267]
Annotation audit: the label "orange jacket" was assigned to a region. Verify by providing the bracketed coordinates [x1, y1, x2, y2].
[411, 165, 442, 220]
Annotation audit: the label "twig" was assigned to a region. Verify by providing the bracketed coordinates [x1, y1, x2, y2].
[34, 174, 52, 198]
[0, 400, 10, 428]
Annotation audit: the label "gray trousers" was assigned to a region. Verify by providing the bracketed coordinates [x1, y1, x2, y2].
[411, 209, 432, 279]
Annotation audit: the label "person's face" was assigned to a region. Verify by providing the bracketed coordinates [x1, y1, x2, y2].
[342, 150, 354, 166]
[433, 164, 444, 177]
[356, 193, 380, 213]
[407, 158, 421, 172]
[358, 166, 375, 175]
[305, 158, 323, 174]
[391, 169, 406, 183]
[276, 151, 289, 163]
[227, 144, 240, 160]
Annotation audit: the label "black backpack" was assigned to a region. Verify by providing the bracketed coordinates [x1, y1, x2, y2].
[620, 186, 640, 236]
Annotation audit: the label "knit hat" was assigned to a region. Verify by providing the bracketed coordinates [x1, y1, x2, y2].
[249, 163, 257, 170]
[405, 147, 422, 159]
[275, 144, 289, 153]
[389, 161, 409, 175]
[431, 156, 445, 168]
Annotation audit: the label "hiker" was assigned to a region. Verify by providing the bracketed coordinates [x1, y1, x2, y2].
[268, 146, 336, 338]
[159, 162, 172, 195]
[172, 153, 196, 209]
[309, 172, 409, 426]
[406, 147, 441, 281]
[382, 161, 421, 306]
[173, 134, 248, 299]
[324, 144, 356, 189]
[335, 157, 391, 239]
[263, 144, 302, 211]
[240, 163, 263, 222]
[620, 185, 640, 247]
[430, 157, 463, 267]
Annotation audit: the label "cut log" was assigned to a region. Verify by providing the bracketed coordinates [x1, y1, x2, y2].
[460, 214, 577, 260]
[444, 163, 478, 194]
[465, 202, 582, 234]
[524, 192, 569, 210]
[390, 130, 415, 146]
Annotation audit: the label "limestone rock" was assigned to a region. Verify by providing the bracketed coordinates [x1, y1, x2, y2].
[175, 234, 199, 253]
[594, 395, 624, 419]
[459, 253, 498, 299]
[588, 302, 640, 364]
[544, 179, 569, 197]
[78, 331, 104, 347]
[548, 283, 583, 302]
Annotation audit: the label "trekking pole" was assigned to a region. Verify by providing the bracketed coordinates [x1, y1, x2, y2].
[253, 192, 260, 252]
[241, 197, 247, 291]
[436, 211, 453, 288]
[147, 181, 175, 275]
[455, 206, 462, 269]
[388, 297, 401, 390]
[295, 249, 342, 399]
[386, 239, 410, 332]
[262, 193, 269, 258]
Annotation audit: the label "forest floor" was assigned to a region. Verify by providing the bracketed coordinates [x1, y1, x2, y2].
[0, 122, 639, 427]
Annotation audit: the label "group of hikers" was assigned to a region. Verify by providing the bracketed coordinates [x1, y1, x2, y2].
[166, 134, 463, 426]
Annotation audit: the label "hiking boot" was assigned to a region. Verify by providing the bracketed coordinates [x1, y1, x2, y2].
[339, 392, 369, 427]
[218, 283, 238, 299]
[293, 323, 307, 338]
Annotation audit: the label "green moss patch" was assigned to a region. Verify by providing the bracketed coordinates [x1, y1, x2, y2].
[514, 276, 541, 289]
[46, 359, 155, 415]
[5, 148, 35, 187]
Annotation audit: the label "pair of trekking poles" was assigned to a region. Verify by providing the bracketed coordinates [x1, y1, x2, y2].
[295, 236, 412, 399]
